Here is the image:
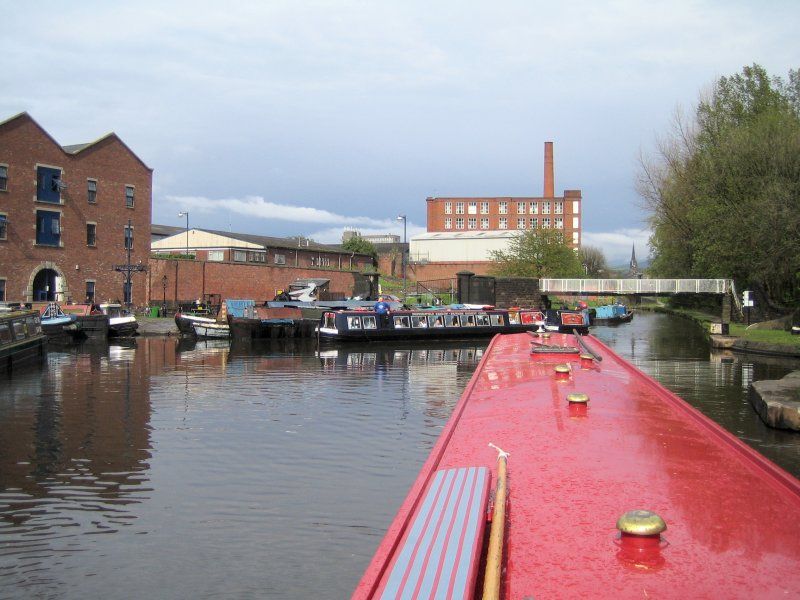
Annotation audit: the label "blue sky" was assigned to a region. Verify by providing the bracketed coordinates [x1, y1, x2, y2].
[2, 1, 797, 263]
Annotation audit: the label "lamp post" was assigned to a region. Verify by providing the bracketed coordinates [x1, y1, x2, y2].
[161, 275, 168, 315]
[178, 211, 189, 257]
[397, 214, 407, 300]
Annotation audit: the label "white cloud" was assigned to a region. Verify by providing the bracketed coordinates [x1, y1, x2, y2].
[582, 228, 651, 265]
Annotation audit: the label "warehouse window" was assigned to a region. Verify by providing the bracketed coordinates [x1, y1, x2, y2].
[233, 250, 247, 262]
[208, 250, 224, 261]
[555, 202, 563, 214]
[542, 202, 551, 214]
[87, 179, 97, 203]
[455, 218, 464, 230]
[542, 218, 551, 229]
[0, 165, 7, 191]
[444, 218, 452, 230]
[480, 218, 489, 230]
[0, 213, 7, 240]
[36, 166, 63, 203]
[36, 210, 61, 246]
[444, 202, 452, 215]
[555, 217, 564, 229]
[124, 224, 134, 249]
[498, 201, 508, 215]
[517, 218, 526, 230]
[0, 278, 5, 301]
[125, 185, 135, 208]
[529, 203, 538, 215]
[87, 222, 97, 246]
[86, 281, 95, 303]
[455, 202, 464, 215]
[274, 254, 286, 265]
[499, 217, 507, 230]
[467, 217, 476, 230]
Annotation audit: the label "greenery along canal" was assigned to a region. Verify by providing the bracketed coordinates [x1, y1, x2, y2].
[0, 312, 798, 599]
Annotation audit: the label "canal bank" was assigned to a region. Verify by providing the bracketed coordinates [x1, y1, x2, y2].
[639, 303, 800, 358]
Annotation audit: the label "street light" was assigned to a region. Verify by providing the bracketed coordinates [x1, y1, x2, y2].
[178, 211, 189, 257]
[397, 214, 407, 300]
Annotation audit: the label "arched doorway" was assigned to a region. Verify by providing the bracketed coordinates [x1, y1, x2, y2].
[32, 269, 58, 301]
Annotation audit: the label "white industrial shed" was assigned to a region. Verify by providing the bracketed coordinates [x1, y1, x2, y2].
[409, 231, 519, 263]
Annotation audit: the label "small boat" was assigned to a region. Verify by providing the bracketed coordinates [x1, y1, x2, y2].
[0, 309, 47, 372]
[354, 332, 800, 598]
[590, 302, 634, 325]
[192, 320, 230, 339]
[38, 302, 84, 342]
[98, 303, 139, 337]
[61, 304, 110, 338]
[175, 312, 216, 336]
[318, 307, 545, 342]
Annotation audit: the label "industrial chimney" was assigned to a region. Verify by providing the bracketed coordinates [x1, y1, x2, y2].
[543, 141, 554, 198]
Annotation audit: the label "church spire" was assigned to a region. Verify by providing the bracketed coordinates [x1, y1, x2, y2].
[629, 244, 639, 277]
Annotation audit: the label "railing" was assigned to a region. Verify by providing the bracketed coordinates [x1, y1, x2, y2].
[539, 278, 732, 295]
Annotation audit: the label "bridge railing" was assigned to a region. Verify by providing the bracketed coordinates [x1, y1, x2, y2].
[539, 279, 731, 295]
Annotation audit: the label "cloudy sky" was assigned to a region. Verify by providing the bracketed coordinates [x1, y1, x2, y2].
[3, 1, 797, 264]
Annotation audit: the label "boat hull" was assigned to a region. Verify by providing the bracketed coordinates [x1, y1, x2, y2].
[192, 322, 230, 339]
[0, 311, 47, 374]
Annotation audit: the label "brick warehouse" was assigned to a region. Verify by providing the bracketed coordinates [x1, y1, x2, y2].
[0, 112, 152, 304]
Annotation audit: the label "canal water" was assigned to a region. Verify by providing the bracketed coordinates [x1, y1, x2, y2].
[1, 312, 798, 599]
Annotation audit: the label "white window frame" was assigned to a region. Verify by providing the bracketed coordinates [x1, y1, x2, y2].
[480, 202, 489, 215]
[542, 217, 551, 229]
[444, 201, 452, 214]
[498, 201, 508, 215]
[573, 217, 579, 229]
[542, 201, 551, 214]
[516, 202, 526, 214]
[530, 218, 538, 229]
[274, 253, 286, 265]
[517, 218, 526, 230]
[455, 202, 465, 215]
[444, 218, 452, 230]
[573, 201, 580, 214]
[467, 217, 477, 230]
[468, 202, 477, 215]
[529, 202, 538, 215]
[233, 250, 247, 262]
[555, 217, 564, 229]
[555, 201, 563, 214]
[455, 217, 464, 230]
[480, 217, 489, 230]
[499, 217, 508, 230]
[208, 250, 224, 262]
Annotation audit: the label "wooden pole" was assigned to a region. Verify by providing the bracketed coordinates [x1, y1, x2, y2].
[483, 449, 508, 600]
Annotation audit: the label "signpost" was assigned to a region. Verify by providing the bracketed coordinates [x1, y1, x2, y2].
[743, 290, 754, 325]
[114, 219, 147, 309]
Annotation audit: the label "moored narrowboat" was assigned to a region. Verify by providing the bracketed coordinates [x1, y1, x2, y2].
[590, 302, 634, 325]
[99, 303, 138, 337]
[0, 309, 47, 373]
[318, 307, 545, 342]
[37, 302, 85, 343]
[354, 332, 800, 598]
[61, 304, 110, 338]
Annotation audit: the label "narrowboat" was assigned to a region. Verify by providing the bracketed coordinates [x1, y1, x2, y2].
[354, 332, 800, 599]
[543, 308, 591, 334]
[99, 303, 139, 337]
[0, 309, 47, 372]
[61, 303, 110, 338]
[590, 302, 634, 325]
[318, 308, 545, 342]
[175, 312, 216, 336]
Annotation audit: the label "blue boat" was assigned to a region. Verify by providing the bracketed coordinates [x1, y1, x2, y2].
[590, 302, 634, 325]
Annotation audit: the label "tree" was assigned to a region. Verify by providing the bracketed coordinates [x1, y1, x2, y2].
[638, 64, 800, 308]
[489, 229, 584, 278]
[578, 246, 609, 277]
[342, 235, 377, 260]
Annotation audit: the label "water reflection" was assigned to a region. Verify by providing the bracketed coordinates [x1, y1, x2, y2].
[0, 342, 152, 596]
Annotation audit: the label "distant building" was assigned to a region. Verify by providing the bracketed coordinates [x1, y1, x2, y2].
[407, 142, 582, 281]
[628, 244, 641, 278]
[0, 112, 152, 304]
[342, 229, 401, 245]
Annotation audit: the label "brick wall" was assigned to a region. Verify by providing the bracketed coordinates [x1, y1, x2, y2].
[147, 258, 369, 304]
[495, 277, 543, 308]
[0, 113, 152, 304]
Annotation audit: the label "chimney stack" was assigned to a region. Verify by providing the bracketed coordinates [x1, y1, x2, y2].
[543, 141, 554, 198]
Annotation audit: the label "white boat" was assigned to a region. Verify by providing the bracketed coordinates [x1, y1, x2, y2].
[99, 303, 139, 337]
[192, 321, 230, 339]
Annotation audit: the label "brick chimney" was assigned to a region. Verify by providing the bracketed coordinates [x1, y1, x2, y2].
[543, 141, 554, 198]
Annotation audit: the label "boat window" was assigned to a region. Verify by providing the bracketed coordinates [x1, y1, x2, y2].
[362, 316, 377, 329]
[460, 314, 476, 327]
[446, 314, 460, 327]
[12, 320, 25, 339]
[508, 311, 520, 325]
[0, 324, 11, 343]
[322, 312, 336, 329]
[428, 314, 445, 328]
[490, 314, 504, 326]
[393, 316, 410, 328]
[475, 314, 489, 326]
[347, 316, 362, 329]
[26, 317, 41, 334]
[411, 315, 428, 328]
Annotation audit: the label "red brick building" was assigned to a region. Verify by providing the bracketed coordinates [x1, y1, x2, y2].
[0, 112, 152, 304]
[424, 142, 582, 247]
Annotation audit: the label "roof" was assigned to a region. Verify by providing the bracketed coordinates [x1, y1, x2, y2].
[153, 227, 372, 257]
[412, 230, 520, 241]
[0, 112, 152, 171]
[151, 224, 185, 238]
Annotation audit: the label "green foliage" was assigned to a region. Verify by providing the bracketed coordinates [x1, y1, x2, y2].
[639, 64, 800, 308]
[489, 228, 584, 278]
[578, 246, 609, 277]
[342, 236, 378, 259]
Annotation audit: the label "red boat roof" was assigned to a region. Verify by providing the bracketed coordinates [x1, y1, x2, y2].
[355, 332, 800, 599]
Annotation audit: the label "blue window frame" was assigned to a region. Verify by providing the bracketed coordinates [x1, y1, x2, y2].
[37, 166, 62, 203]
[36, 210, 61, 246]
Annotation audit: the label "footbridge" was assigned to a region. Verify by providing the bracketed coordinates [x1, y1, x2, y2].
[539, 278, 732, 296]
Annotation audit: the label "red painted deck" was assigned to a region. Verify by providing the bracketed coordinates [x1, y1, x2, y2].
[354, 333, 800, 599]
